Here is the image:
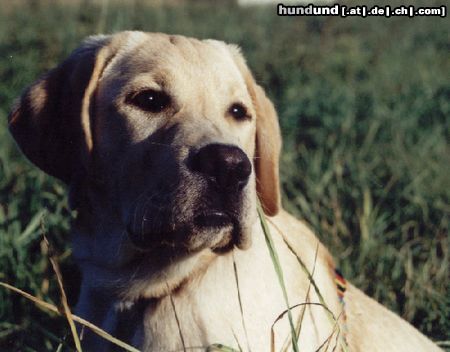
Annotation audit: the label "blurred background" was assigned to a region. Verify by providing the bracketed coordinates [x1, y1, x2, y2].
[0, 0, 448, 350]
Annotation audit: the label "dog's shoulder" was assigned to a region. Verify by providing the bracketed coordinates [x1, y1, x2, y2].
[345, 283, 442, 351]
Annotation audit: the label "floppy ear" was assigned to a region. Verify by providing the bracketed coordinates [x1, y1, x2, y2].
[8, 35, 115, 184]
[227, 45, 282, 216]
[252, 84, 282, 216]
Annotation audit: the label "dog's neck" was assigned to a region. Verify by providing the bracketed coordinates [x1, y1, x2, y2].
[73, 212, 342, 352]
[73, 241, 227, 350]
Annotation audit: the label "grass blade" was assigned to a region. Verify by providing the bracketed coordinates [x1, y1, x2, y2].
[266, 218, 349, 352]
[232, 252, 251, 352]
[16, 209, 47, 245]
[206, 344, 240, 352]
[0, 282, 140, 352]
[40, 215, 82, 352]
[271, 302, 338, 352]
[257, 202, 299, 352]
[294, 242, 319, 345]
[230, 328, 244, 352]
[168, 289, 186, 352]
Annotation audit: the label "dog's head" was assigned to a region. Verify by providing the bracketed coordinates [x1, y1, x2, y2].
[8, 31, 281, 297]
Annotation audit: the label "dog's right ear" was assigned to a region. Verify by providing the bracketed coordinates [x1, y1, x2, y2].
[251, 83, 282, 216]
[8, 35, 117, 184]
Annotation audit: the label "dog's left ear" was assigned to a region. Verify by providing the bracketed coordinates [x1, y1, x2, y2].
[8, 35, 116, 184]
[227, 45, 282, 216]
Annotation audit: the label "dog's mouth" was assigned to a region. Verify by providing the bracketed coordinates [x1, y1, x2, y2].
[194, 211, 232, 228]
[126, 208, 239, 253]
[193, 210, 239, 253]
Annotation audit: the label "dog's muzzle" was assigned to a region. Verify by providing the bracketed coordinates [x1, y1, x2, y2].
[127, 143, 252, 251]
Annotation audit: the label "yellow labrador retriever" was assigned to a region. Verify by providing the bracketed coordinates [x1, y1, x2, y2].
[9, 31, 441, 352]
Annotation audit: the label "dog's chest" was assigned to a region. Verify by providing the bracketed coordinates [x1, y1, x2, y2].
[139, 241, 340, 351]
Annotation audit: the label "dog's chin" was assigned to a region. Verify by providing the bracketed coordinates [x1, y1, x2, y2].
[190, 211, 236, 252]
[190, 224, 234, 253]
[122, 219, 240, 301]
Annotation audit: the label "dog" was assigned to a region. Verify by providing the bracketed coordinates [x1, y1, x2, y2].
[8, 31, 441, 352]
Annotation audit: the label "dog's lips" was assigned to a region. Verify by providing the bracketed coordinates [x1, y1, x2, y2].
[194, 211, 232, 229]
[126, 208, 241, 253]
[192, 211, 237, 252]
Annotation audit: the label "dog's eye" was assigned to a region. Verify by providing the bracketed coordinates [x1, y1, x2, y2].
[128, 89, 171, 113]
[229, 103, 250, 121]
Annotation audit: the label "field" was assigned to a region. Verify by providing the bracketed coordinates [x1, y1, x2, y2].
[0, 0, 448, 350]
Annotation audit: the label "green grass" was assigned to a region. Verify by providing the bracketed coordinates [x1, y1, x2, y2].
[0, 0, 449, 350]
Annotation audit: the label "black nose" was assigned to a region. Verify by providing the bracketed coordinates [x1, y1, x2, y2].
[190, 143, 252, 191]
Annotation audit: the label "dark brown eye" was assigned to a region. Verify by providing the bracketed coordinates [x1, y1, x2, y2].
[229, 103, 250, 121]
[128, 89, 171, 113]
